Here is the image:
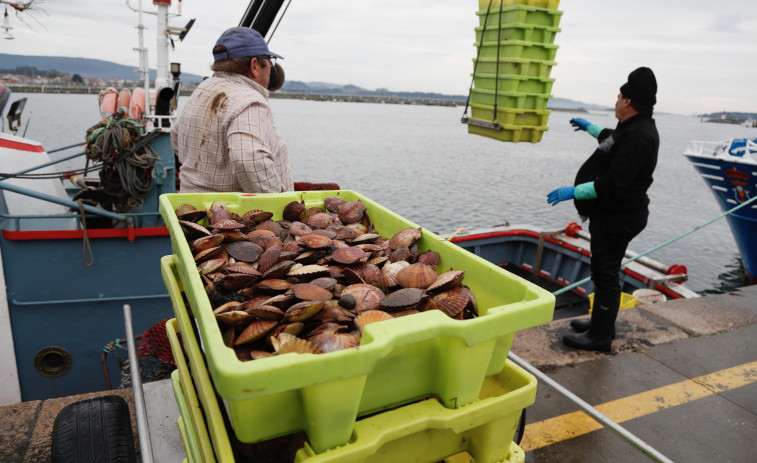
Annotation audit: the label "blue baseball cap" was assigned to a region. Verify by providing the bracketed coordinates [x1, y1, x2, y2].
[213, 27, 283, 62]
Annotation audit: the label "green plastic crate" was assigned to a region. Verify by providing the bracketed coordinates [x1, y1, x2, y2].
[159, 191, 554, 452]
[472, 56, 556, 77]
[478, 0, 560, 9]
[476, 39, 559, 61]
[475, 22, 561, 44]
[172, 373, 205, 463]
[473, 73, 554, 94]
[477, 4, 563, 28]
[167, 309, 534, 463]
[469, 103, 551, 127]
[469, 87, 552, 110]
[467, 122, 548, 143]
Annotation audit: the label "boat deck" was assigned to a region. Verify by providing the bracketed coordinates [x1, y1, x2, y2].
[2, 284, 756, 462]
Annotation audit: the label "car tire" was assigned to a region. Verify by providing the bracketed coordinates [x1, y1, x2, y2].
[51, 395, 137, 463]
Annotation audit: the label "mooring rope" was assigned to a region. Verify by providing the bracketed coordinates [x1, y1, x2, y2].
[553, 193, 757, 296]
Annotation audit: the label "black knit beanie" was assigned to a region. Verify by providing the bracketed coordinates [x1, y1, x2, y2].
[619, 67, 657, 107]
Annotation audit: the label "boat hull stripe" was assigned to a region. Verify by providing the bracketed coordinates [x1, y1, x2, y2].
[2, 226, 170, 240]
[0, 138, 46, 153]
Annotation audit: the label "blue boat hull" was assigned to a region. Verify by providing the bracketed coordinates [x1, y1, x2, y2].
[1, 228, 174, 401]
[685, 153, 757, 279]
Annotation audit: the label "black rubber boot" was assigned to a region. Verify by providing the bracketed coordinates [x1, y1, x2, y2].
[569, 317, 616, 339]
[563, 290, 619, 352]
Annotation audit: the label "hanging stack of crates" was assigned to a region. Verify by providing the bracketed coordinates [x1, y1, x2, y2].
[158, 190, 556, 462]
[466, 0, 563, 143]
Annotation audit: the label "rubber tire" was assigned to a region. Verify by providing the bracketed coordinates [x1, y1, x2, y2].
[514, 408, 527, 445]
[51, 395, 137, 463]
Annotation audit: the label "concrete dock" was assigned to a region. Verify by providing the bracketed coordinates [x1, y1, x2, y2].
[2, 284, 756, 462]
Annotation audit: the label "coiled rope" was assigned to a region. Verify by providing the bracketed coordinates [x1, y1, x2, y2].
[85, 114, 162, 211]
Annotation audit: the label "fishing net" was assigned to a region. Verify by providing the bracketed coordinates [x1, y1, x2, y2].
[103, 318, 175, 390]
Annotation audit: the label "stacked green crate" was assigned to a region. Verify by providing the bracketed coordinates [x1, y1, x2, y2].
[468, 0, 562, 143]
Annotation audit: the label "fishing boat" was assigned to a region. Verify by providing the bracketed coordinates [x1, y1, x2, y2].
[449, 222, 698, 317]
[683, 138, 757, 282]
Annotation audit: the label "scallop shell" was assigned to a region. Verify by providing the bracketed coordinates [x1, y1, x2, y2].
[427, 270, 466, 293]
[311, 332, 360, 353]
[338, 200, 366, 224]
[227, 241, 264, 263]
[284, 300, 325, 322]
[388, 245, 411, 263]
[247, 229, 277, 247]
[180, 220, 211, 239]
[333, 226, 358, 241]
[219, 272, 259, 291]
[354, 310, 393, 333]
[309, 277, 338, 291]
[214, 229, 247, 242]
[251, 350, 273, 360]
[215, 310, 253, 327]
[388, 227, 422, 250]
[243, 304, 285, 321]
[324, 196, 346, 213]
[294, 250, 324, 265]
[290, 283, 333, 301]
[198, 257, 227, 275]
[234, 320, 278, 346]
[298, 233, 332, 249]
[416, 250, 441, 269]
[299, 207, 325, 224]
[381, 261, 410, 287]
[242, 209, 274, 224]
[282, 200, 306, 222]
[289, 221, 314, 237]
[288, 264, 331, 279]
[461, 285, 478, 317]
[307, 212, 334, 229]
[256, 245, 281, 274]
[276, 338, 323, 355]
[396, 263, 438, 289]
[430, 287, 469, 319]
[175, 204, 207, 222]
[379, 287, 424, 311]
[207, 201, 233, 224]
[339, 284, 385, 313]
[351, 233, 380, 244]
[256, 278, 293, 292]
[262, 260, 295, 279]
[331, 247, 368, 265]
[254, 220, 284, 239]
[225, 262, 261, 276]
[211, 218, 246, 230]
[190, 234, 224, 254]
[213, 301, 244, 314]
[194, 246, 226, 264]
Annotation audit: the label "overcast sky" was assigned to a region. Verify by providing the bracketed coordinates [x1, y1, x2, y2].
[3, 0, 756, 115]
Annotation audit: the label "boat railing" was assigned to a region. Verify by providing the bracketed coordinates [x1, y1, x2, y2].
[684, 140, 728, 157]
[0, 211, 164, 232]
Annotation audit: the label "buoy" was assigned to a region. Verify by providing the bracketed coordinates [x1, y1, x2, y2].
[117, 88, 131, 114]
[99, 87, 118, 118]
[130, 87, 146, 121]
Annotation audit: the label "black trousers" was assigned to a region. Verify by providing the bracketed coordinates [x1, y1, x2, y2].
[588, 209, 648, 321]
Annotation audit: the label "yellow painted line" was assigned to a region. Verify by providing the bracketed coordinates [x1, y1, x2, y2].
[521, 360, 757, 452]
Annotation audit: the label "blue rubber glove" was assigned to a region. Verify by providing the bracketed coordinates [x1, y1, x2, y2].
[547, 186, 575, 206]
[570, 118, 591, 132]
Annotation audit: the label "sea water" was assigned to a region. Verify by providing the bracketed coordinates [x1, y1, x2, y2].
[11, 92, 753, 294]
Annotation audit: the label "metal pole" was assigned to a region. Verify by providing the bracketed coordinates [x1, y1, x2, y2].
[123, 304, 154, 463]
[508, 352, 674, 463]
[0, 181, 132, 225]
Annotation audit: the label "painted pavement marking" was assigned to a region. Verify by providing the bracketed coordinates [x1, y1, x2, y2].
[521, 360, 757, 451]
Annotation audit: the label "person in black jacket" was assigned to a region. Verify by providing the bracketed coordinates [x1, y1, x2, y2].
[547, 67, 659, 352]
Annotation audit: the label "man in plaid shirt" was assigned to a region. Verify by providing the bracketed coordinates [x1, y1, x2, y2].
[172, 27, 293, 193]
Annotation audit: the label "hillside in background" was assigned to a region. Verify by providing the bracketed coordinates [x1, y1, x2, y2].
[1, 53, 610, 111]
